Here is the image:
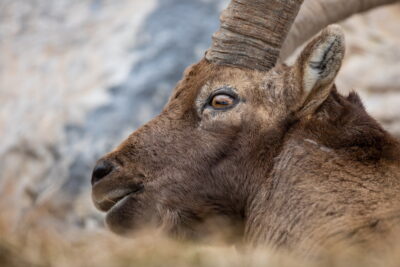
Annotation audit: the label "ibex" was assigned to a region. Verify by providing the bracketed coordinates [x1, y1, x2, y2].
[91, 0, 400, 254]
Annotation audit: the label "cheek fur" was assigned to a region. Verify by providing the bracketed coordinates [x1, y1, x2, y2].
[200, 104, 245, 131]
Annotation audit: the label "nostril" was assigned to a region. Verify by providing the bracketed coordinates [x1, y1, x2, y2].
[91, 160, 114, 185]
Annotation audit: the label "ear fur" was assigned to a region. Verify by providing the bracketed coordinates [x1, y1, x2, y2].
[295, 25, 345, 117]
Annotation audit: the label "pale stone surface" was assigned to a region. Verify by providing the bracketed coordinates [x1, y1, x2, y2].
[338, 4, 400, 138]
[0, 1, 399, 230]
[0, 0, 158, 226]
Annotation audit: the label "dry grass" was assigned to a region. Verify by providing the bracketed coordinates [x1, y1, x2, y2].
[1, 204, 400, 267]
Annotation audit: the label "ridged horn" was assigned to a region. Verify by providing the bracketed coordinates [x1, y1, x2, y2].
[206, 0, 304, 71]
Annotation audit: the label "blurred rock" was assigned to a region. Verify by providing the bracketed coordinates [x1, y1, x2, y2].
[338, 4, 400, 138]
[0, 0, 399, 230]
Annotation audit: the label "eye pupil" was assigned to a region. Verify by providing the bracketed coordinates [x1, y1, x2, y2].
[211, 94, 235, 109]
[216, 99, 228, 105]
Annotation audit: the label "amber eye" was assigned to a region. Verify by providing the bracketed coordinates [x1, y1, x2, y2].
[210, 94, 235, 109]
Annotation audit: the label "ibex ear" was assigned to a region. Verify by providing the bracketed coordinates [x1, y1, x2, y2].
[294, 25, 345, 117]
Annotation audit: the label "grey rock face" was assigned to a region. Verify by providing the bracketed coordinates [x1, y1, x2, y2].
[0, 0, 225, 228]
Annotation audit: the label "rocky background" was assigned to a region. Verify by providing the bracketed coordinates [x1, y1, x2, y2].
[0, 0, 400, 234]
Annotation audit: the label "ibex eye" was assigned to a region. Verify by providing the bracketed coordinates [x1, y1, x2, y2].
[210, 94, 235, 109]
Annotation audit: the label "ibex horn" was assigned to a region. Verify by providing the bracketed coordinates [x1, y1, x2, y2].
[206, 0, 304, 71]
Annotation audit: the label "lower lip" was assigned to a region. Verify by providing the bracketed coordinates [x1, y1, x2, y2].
[99, 185, 144, 212]
[108, 192, 135, 212]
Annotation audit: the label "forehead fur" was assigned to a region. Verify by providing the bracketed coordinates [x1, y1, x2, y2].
[197, 64, 292, 103]
[166, 59, 298, 120]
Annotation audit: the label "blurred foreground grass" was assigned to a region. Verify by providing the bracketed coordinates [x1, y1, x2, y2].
[1, 206, 400, 267]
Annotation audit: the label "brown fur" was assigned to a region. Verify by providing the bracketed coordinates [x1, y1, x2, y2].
[91, 28, 400, 255]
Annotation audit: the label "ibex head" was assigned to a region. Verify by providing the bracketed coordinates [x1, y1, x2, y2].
[91, 0, 400, 248]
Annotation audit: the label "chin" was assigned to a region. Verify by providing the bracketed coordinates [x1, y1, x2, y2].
[105, 193, 160, 236]
[104, 195, 141, 235]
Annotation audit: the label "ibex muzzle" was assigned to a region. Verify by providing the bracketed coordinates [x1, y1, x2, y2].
[92, 0, 400, 253]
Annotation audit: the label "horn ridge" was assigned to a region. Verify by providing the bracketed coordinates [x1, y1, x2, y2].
[206, 0, 304, 71]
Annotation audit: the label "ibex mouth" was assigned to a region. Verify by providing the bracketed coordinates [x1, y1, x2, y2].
[93, 183, 144, 212]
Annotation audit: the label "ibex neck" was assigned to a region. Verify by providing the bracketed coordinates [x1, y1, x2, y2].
[245, 134, 400, 252]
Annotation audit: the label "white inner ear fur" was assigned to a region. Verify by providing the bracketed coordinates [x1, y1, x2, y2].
[302, 25, 345, 94]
